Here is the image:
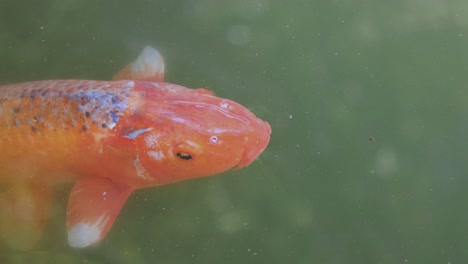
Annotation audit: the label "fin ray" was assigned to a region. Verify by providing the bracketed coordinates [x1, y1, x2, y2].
[66, 178, 132, 248]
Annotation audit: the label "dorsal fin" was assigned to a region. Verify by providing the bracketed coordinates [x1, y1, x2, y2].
[113, 46, 165, 82]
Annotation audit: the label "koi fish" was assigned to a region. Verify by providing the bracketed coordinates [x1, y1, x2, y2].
[0, 47, 271, 249]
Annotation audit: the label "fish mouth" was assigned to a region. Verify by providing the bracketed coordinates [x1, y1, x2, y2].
[236, 119, 271, 169]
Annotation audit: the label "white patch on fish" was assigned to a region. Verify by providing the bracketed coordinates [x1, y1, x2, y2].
[220, 101, 229, 109]
[185, 140, 200, 148]
[207, 127, 230, 134]
[144, 133, 161, 148]
[68, 214, 109, 248]
[148, 150, 165, 161]
[124, 127, 153, 139]
[133, 155, 151, 180]
[124, 81, 135, 88]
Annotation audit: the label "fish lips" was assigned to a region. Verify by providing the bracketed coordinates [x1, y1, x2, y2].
[236, 118, 271, 169]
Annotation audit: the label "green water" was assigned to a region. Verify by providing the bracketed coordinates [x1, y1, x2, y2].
[1, 0, 468, 263]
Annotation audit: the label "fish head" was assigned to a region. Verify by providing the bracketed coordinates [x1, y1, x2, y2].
[126, 82, 271, 184]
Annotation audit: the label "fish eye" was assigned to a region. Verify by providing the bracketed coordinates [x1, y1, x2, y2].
[176, 152, 192, 160]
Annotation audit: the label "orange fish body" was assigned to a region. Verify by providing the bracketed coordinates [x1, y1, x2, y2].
[0, 47, 271, 248]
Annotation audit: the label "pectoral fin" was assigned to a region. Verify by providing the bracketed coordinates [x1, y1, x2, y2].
[66, 178, 132, 248]
[113, 46, 165, 82]
[0, 183, 51, 249]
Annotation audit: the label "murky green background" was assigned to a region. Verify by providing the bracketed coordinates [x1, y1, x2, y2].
[1, 0, 468, 263]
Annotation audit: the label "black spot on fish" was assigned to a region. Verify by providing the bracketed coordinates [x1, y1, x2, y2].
[85, 112, 90, 118]
[31, 126, 38, 133]
[101, 123, 107, 128]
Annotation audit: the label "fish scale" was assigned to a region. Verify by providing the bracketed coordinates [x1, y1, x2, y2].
[0, 80, 135, 184]
[0, 80, 132, 134]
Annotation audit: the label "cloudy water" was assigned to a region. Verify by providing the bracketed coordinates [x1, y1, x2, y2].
[1, 0, 468, 263]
